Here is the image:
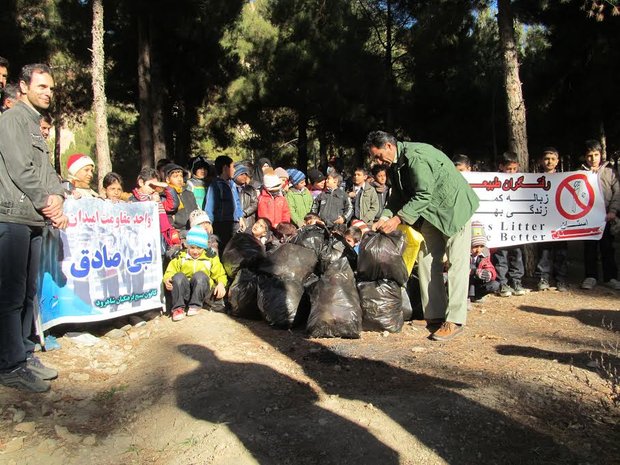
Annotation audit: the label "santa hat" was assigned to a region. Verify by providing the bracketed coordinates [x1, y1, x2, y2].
[66, 153, 95, 177]
[350, 219, 370, 235]
[471, 221, 487, 247]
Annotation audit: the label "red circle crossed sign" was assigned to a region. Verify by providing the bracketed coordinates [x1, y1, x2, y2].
[555, 173, 595, 220]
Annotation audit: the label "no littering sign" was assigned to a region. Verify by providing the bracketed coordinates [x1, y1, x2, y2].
[555, 173, 595, 220]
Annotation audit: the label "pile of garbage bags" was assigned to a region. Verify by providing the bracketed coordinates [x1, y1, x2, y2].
[223, 226, 420, 338]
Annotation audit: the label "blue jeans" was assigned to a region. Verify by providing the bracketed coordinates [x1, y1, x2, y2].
[0, 223, 42, 371]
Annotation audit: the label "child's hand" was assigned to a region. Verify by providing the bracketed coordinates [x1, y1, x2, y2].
[164, 278, 173, 291]
[334, 216, 345, 225]
[213, 282, 226, 299]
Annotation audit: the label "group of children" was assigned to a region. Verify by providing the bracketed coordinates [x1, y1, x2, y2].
[63, 137, 619, 321]
[62, 153, 391, 321]
[462, 140, 620, 305]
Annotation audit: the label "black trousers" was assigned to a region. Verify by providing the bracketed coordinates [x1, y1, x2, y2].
[0, 222, 41, 371]
[170, 271, 211, 310]
[492, 246, 524, 286]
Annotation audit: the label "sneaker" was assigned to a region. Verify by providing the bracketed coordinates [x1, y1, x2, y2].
[27, 355, 58, 380]
[0, 366, 50, 393]
[431, 322, 464, 341]
[556, 281, 568, 292]
[604, 278, 620, 290]
[581, 277, 597, 290]
[472, 295, 488, 304]
[537, 279, 550, 291]
[512, 281, 528, 296]
[171, 308, 186, 321]
[498, 284, 513, 297]
[426, 318, 445, 333]
[186, 306, 201, 316]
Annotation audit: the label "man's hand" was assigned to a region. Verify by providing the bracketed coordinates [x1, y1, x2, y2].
[213, 282, 226, 299]
[372, 219, 385, 231]
[164, 278, 173, 291]
[378, 215, 401, 234]
[42, 194, 64, 219]
[51, 214, 68, 230]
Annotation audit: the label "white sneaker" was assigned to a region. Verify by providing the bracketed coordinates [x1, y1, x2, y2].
[604, 279, 620, 290]
[581, 277, 597, 290]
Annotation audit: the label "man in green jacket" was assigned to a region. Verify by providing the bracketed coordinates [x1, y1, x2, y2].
[365, 131, 479, 341]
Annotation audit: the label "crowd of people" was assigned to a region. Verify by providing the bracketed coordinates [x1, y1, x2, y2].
[1, 59, 618, 394]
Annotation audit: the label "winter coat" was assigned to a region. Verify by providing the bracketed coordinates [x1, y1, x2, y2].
[236, 183, 258, 229]
[205, 177, 243, 223]
[311, 188, 353, 228]
[286, 187, 313, 227]
[163, 250, 227, 288]
[163, 186, 199, 232]
[350, 182, 380, 225]
[257, 188, 291, 227]
[384, 141, 479, 236]
[186, 176, 207, 210]
[0, 101, 65, 226]
[470, 249, 497, 281]
[580, 161, 620, 214]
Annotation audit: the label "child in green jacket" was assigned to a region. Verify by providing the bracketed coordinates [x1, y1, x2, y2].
[285, 169, 313, 227]
[163, 226, 227, 321]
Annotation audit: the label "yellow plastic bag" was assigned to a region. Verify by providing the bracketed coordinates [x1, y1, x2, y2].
[397, 224, 424, 275]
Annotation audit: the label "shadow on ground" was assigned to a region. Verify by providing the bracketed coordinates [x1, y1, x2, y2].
[175, 321, 581, 465]
[519, 305, 620, 331]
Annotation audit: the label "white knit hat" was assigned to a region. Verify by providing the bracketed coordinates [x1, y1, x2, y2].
[263, 173, 282, 190]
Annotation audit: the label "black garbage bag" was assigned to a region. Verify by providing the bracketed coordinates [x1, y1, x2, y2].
[257, 274, 304, 328]
[228, 268, 261, 320]
[222, 233, 266, 279]
[307, 258, 362, 339]
[320, 234, 357, 272]
[401, 286, 413, 322]
[257, 243, 318, 282]
[357, 231, 408, 286]
[292, 224, 330, 257]
[357, 279, 404, 333]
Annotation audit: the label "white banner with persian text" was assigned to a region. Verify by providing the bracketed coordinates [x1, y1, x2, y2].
[39, 198, 163, 330]
[463, 171, 606, 248]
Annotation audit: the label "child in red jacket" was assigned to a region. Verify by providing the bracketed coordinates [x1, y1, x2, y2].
[469, 221, 500, 303]
[257, 171, 291, 227]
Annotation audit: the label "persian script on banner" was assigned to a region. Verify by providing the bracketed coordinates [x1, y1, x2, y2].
[39, 198, 163, 330]
[463, 171, 606, 248]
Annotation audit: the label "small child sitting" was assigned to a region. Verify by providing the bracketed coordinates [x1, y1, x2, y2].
[469, 221, 500, 303]
[343, 226, 362, 254]
[251, 217, 272, 245]
[163, 226, 227, 321]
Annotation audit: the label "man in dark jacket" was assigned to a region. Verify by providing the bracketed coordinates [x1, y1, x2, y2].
[366, 131, 479, 342]
[0, 64, 67, 392]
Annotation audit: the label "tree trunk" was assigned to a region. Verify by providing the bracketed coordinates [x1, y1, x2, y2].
[385, 0, 393, 131]
[149, 13, 167, 165]
[297, 111, 309, 174]
[138, 13, 154, 168]
[91, 0, 111, 192]
[497, 0, 529, 168]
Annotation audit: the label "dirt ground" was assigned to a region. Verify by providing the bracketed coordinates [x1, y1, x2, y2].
[1, 277, 619, 465]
